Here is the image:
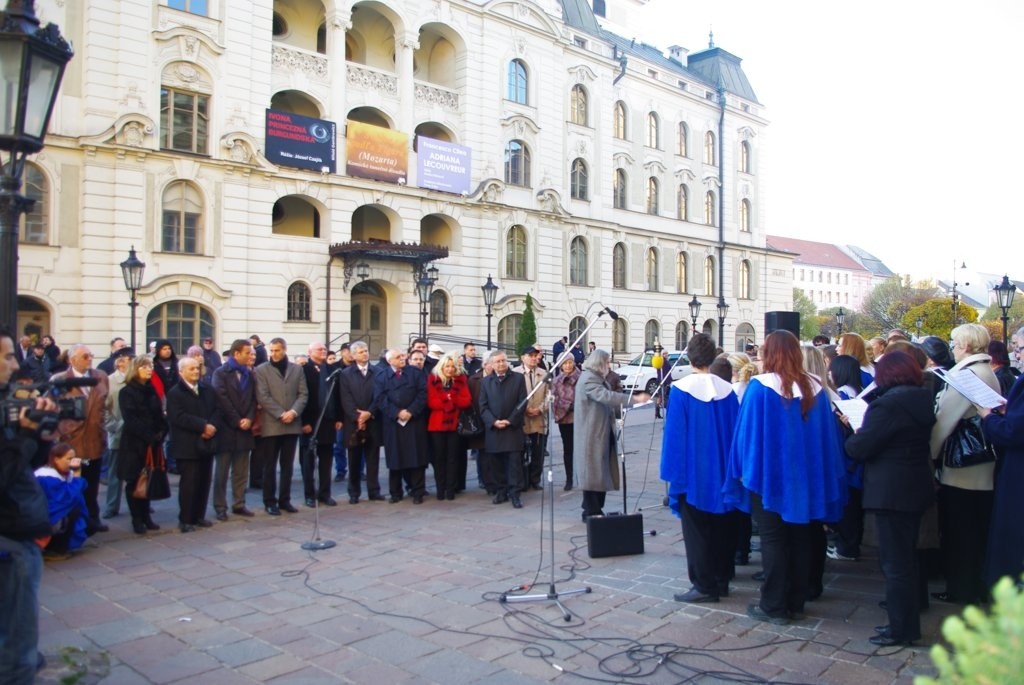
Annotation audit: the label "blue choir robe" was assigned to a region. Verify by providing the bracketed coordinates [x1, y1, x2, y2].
[723, 373, 848, 524]
[33, 466, 88, 551]
[660, 373, 739, 515]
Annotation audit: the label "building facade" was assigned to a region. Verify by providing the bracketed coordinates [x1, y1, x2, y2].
[17, 0, 793, 357]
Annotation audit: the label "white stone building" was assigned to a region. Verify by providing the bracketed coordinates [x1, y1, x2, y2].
[15, 0, 793, 358]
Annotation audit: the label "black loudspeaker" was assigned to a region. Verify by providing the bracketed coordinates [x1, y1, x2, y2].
[765, 311, 800, 338]
[586, 513, 645, 558]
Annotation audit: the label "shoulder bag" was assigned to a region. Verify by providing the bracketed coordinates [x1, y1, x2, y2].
[942, 415, 997, 469]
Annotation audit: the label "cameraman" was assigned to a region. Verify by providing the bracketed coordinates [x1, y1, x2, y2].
[0, 326, 58, 682]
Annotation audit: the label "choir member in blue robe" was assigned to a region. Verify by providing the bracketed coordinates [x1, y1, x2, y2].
[33, 443, 88, 556]
[660, 334, 740, 603]
[723, 330, 847, 624]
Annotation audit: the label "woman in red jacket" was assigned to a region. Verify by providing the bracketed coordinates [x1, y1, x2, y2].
[427, 353, 472, 500]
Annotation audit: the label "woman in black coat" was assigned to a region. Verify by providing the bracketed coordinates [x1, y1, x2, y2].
[117, 356, 168, 535]
[844, 351, 936, 646]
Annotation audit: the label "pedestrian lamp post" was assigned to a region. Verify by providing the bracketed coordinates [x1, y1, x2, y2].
[481, 274, 498, 351]
[119, 246, 146, 351]
[415, 266, 438, 341]
[951, 260, 968, 325]
[994, 275, 1017, 346]
[688, 295, 701, 333]
[915, 316, 924, 340]
[836, 307, 846, 338]
[716, 297, 729, 347]
[0, 0, 74, 331]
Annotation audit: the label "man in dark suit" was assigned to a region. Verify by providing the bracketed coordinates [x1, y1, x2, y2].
[479, 350, 528, 508]
[374, 348, 429, 504]
[211, 339, 257, 520]
[338, 341, 383, 504]
[167, 357, 218, 532]
[300, 341, 340, 507]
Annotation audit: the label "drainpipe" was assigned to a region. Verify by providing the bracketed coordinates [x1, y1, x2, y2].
[717, 85, 726, 347]
[612, 54, 628, 85]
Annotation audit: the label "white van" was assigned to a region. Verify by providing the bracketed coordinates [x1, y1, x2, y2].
[616, 350, 691, 394]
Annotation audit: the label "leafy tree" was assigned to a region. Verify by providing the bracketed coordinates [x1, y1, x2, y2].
[792, 288, 818, 340]
[516, 292, 538, 354]
[860, 277, 933, 336]
[902, 298, 978, 341]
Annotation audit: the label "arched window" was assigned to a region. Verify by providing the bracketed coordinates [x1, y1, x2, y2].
[676, 252, 687, 294]
[569, 316, 588, 352]
[497, 314, 522, 351]
[505, 225, 527, 280]
[674, 321, 689, 350]
[429, 290, 449, 325]
[570, 84, 588, 126]
[570, 158, 588, 200]
[504, 140, 530, 186]
[740, 141, 751, 173]
[569, 236, 587, 285]
[646, 112, 660, 148]
[20, 162, 48, 244]
[613, 101, 626, 139]
[704, 190, 716, 226]
[146, 301, 214, 354]
[612, 242, 626, 289]
[646, 177, 659, 214]
[704, 256, 716, 296]
[735, 322, 756, 353]
[613, 168, 627, 209]
[287, 282, 311, 321]
[740, 260, 752, 299]
[677, 122, 688, 156]
[507, 59, 528, 104]
[646, 247, 659, 291]
[612, 319, 627, 354]
[677, 184, 688, 220]
[160, 86, 209, 154]
[162, 181, 203, 254]
[644, 319, 660, 350]
[703, 131, 716, 165]
[739, 199, 751, 232]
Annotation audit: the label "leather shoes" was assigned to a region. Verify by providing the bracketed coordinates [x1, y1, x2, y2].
[232, 507, 255, 517]
[349, 496, 359, 504]
[389, 495, 402, 504]
[674, 588, 719, 603]
[132, 519, 146, 535]
[510, 496, 523, 508]
[215, 511, 229, 522]
[869, 633, 914, 647]
[746, 603, 789, 625]
[319, 497, 337, 506]
[368, 494, 386, 501]
[143, 518, 160, 531]
[280, 503, 298, 513]
[875, 625, 891, 635]
[412, 495, 424, 504]
[92, 522, 110, 533]
[195, 519, 213, 528]
[179, 523, 195, 533]
[492, 493, 508, 504]
[752, 570, 766, 582]
[265, 506, 281, 516]
[305, 498, 316, 508]
[563, 483, 573, 491]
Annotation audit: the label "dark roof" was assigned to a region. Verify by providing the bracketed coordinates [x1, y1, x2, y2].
[840, 245, 895, 278]
[765, 235, 865, 271]
[559, 0, 601, 34]
[685, 47, 758, 103]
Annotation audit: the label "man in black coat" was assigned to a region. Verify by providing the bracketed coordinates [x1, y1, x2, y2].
[338, 341, 383, 504]
[167, 357, 218, 532]
[210, 339, 257, 520]
[374, 348, 429, 504]
[479, 350, 528, 508]
[300, 341, 340, 507]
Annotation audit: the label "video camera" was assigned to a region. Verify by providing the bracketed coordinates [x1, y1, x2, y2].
[0, 376, 95, 432]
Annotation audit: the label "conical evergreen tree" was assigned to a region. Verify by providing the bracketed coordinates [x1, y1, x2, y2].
[516, 292, 538, 354]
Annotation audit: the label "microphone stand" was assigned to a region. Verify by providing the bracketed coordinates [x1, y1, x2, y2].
[499, 310, 613, 620]
[300, 368, 342, 552]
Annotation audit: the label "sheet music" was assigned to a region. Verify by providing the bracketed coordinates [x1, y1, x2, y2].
[934, 368, 1007, 409]
[833, 398, 869, 432]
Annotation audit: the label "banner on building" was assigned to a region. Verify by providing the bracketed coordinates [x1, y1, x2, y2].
[265, 109, 337, 173]
[345, 120, 409, 183]
[417, 136, 471, 195]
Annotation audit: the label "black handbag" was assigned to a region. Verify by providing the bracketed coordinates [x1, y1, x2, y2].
[133, 445, 172, 500]
[942, 415, 997, 469]
[456, 409, 483, 436]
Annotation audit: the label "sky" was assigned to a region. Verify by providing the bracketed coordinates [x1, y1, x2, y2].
[632, 0, 1024, 288]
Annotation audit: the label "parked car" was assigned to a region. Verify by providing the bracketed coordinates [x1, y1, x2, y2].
[617, 350, 692, 394]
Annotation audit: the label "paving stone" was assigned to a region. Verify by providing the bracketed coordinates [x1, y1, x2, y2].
[206, 637, 282, 667]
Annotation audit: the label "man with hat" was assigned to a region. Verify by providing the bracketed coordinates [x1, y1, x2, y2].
[426, 342, 444, 374]
[102, 345, 135, 519]
[514, 344, 549, 491]
[201, 336, 222, 382]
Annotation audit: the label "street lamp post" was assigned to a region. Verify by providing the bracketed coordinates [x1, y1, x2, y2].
[836, 307, 845, 338]
[716, 297, 729, 348]
[481, 274, 498, 351]
[0, 0, 74, 332]
[415, 266, 437, 341]
[994, 275, 1017, 346]
[951, 260, 968, 325]
[688, 295, 701, 334]
[119, 246, 146, 351]
[915, 316, 924, 340]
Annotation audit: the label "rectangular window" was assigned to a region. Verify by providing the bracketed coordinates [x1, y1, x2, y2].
[161, 88, 209, 154]
[162, 210, 200, 253]
[573, 36, 587, 48]
[168, 0, 208, 16]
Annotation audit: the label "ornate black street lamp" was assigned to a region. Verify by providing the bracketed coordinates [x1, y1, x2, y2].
[994, 275, 1017, 346]
[481, 274, 498, 351]
[119, 246, 145, 351]
[415, 266, 438, 341]
[0, 0, 74, 331]
[836, 307, 845, 337]
[688, 295, 701, 332]
[716, 297, 729, 347]
[915, 315, 924, 340]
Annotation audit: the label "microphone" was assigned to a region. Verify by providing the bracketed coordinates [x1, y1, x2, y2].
[600, 305, 619, 320]
[326, 367, 345, 382]
[51, 376, 100, 390]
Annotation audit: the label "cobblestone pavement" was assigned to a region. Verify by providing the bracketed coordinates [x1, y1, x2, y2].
[36, 407, 955, 684]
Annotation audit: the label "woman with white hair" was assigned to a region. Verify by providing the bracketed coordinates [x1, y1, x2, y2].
[929, 323, 999, 605]
[574, 349, 650, 521]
